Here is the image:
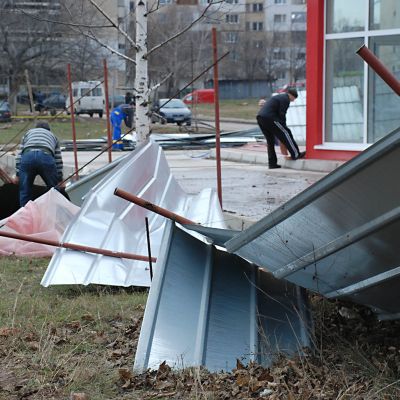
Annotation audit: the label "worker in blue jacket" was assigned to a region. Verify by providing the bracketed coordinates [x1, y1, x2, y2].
[110, 103, 134, 150]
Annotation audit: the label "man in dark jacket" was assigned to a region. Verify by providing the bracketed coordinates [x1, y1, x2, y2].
[14, 121, 64, 206]
[257, 88, 305, 169]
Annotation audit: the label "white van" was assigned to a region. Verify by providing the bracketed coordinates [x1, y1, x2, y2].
[66, 81, 105, 118]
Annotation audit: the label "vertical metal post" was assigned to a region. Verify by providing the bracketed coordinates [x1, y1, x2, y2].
[145, 217, 153, 281]
[67, 64, 79, 180]
[103, 59, 112, 163]
[212, 27, 222, 207]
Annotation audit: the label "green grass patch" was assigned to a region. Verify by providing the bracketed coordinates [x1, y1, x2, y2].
[190, 98, 259, 120]
[0, 117, 108, 146]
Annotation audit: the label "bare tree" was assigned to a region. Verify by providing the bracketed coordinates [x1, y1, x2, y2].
[0, 0, 68, 112]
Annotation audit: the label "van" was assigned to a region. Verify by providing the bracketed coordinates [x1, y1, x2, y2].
[65, 81, 105, 117]
[183, 89, 214, 105]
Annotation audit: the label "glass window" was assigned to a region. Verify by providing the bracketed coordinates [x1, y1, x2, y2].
[369, 1, 400, 30]
[291, 11, 306, 23]
[326, 0, 365, 33]
[274, 14, 287, 23]
[325, 38, 364, 142]
[367, 35, 400, 142]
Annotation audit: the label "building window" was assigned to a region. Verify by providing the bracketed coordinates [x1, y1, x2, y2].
[276, 70, 286, 79]
[129, 1, 134, 11]
[274, 14, 287, 23]
[369, 1, 400, 30]
[252, 3, 263, 12]
[252, 22, 263, 31]
[326, 0, 365, 34]
[292, 0, 306, 4]
[367, 35, 400, 142]
[254, 40, 263, 48]
[325, 0, 400, 144]
[225, 0, 239, 3]
[226, 14, 239, 24]
[274, 0, 287, 4]
[291, 12, 306, 23]
[225, 32, 239, 43]
[230, 50, 238, 61]
[273, 50, 286, 60]
[297, 51, 305, 60]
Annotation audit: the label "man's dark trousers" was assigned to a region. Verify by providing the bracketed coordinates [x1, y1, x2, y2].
[257, 115, 300, 167]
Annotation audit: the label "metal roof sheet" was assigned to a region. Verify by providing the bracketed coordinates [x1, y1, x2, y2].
[134, 222, 312, 372]
[41, 141, 225, 288]
[225, 126, 400, 320]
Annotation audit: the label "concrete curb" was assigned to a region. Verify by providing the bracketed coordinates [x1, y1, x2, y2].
[209, 148, 344, 173]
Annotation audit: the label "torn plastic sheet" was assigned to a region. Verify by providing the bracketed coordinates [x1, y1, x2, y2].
[41, 141, 226, 287]
[134, 221, 312, 372]
[0, 189, 80, 257]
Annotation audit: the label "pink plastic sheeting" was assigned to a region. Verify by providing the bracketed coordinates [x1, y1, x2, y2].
[0, 189, 80, 257]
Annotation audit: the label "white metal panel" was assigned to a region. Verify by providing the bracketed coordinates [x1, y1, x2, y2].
[41, 141, 226, 288]
[134, 222, 312, 372]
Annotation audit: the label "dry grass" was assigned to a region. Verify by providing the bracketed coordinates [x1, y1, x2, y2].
[0, 257, 147, 399]
[1, 257, 400, 399]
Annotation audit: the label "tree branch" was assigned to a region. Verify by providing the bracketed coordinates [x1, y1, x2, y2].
[146, 0, 223, 57]
[88, 0, 138, 51]
[84, 29, 136, 65]
[149, 71, 173, 94]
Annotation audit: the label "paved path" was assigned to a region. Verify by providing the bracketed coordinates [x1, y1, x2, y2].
[61, 149, 326, 225]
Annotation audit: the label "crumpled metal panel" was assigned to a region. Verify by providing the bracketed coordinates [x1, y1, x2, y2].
[41, 141, 226, 288]
[66, 154, 129, 206]
[134, 222, 312, 372]
[225, 126, 400, 319]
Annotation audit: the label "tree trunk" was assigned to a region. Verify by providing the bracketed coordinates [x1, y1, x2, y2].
[135, 0, 149, 144]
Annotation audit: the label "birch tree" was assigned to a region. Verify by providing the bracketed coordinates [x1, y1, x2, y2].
[82, 0, 225, 144]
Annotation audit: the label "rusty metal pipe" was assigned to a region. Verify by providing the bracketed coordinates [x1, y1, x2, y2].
[0, 230, 156, 262]
[356, 45, 400, 96]
[114, 188, 197, 226]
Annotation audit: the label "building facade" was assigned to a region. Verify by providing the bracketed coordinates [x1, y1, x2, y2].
[306, 0, 400, 160]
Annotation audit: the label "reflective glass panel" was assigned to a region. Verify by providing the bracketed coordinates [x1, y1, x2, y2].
[325, 38, 364, 143]
[367, 35, 400, 143]
[326, 0, 366, 33]
[369, 0, 400, 30]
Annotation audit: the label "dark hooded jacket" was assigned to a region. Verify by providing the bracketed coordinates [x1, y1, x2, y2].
[257, 93, 290, 125]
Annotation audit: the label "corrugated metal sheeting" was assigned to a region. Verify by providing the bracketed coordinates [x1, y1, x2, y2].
[41, 141, 226, 288]
[225, 126, 400, 320]
[226, 128, 400, 318]
[134, 222, 312, 372]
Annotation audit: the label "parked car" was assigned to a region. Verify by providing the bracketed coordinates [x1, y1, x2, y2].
[35, 94, 66, 112]
[0, 101, 11, 122]
[183, 89, 214, 105]
[151, 98, 192, 126]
